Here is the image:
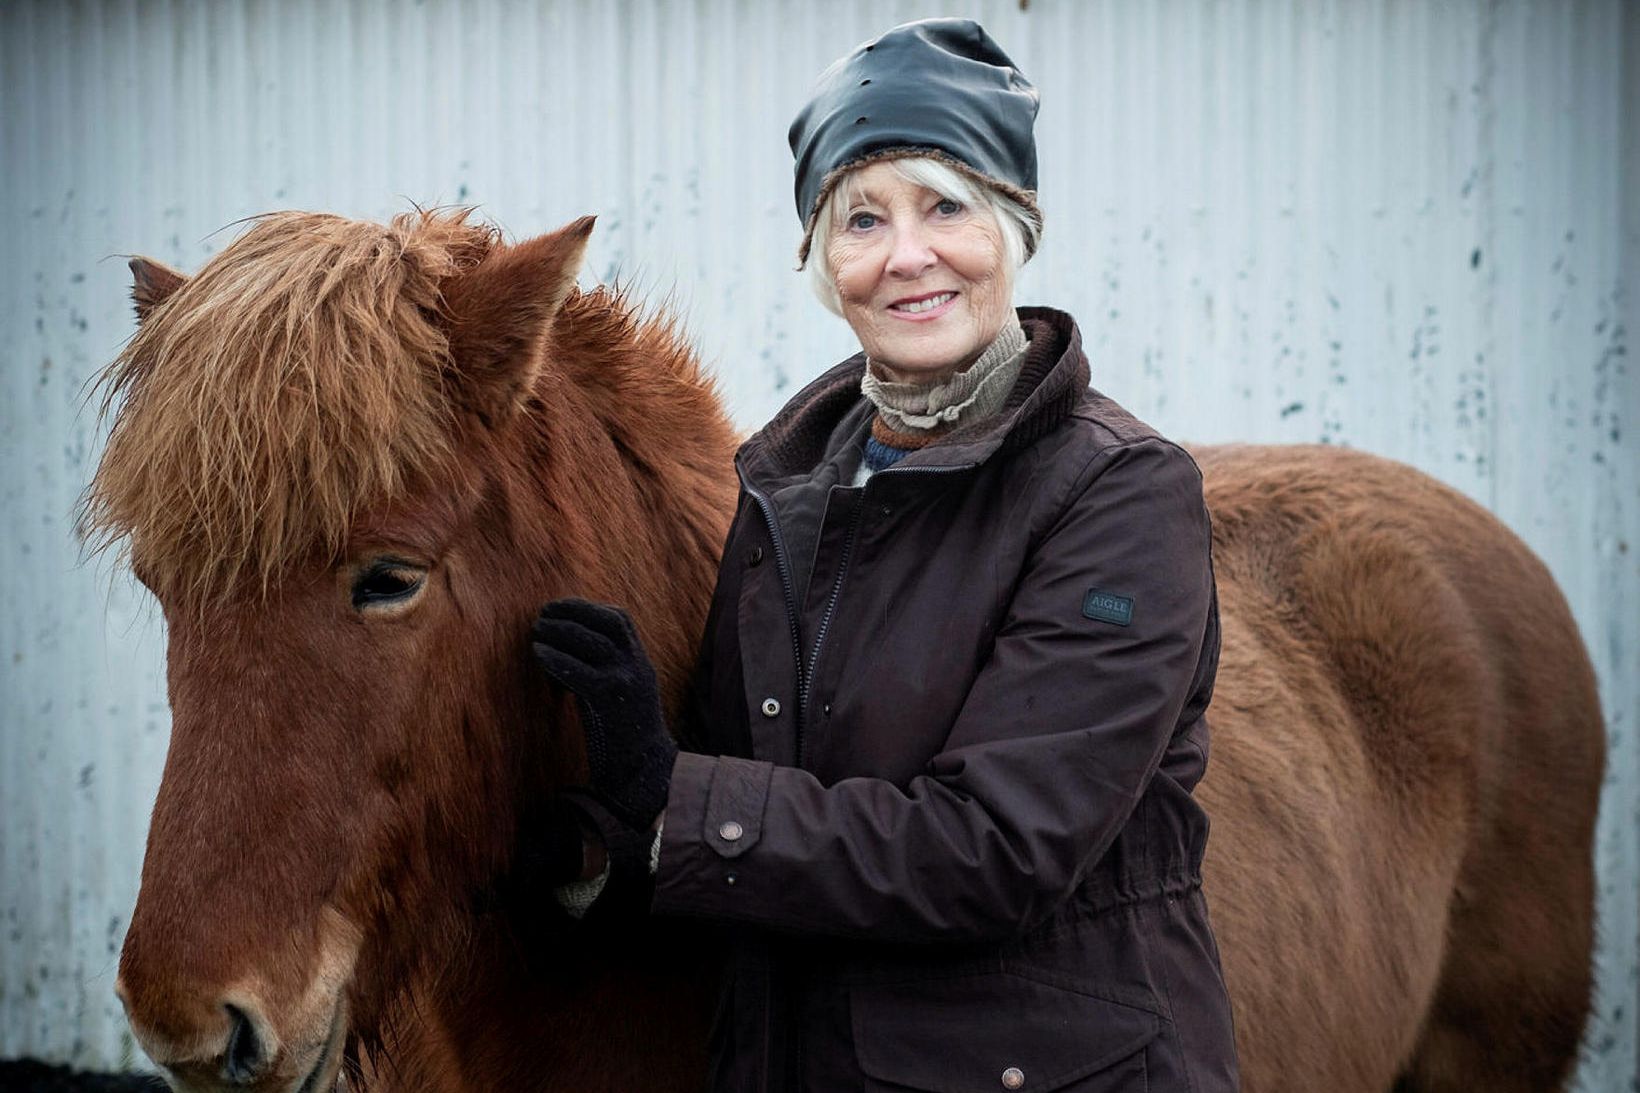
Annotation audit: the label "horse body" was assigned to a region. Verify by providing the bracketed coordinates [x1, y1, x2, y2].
[1194, 444, 1602, 1090]
[88, 211, 1600, 1093]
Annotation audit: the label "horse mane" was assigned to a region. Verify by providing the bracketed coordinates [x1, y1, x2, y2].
[80, 209, 723, 611]
[81, 209, 496, 603]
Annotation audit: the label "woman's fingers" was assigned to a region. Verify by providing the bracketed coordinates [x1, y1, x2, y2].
[531, 616, 621, 671]
[530, 640, 602, 694]
[537, 598, 639, 648]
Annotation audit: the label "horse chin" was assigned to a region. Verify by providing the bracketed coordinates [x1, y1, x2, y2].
[149, 997, 348, 1093]
[292, 998, 349, 1093]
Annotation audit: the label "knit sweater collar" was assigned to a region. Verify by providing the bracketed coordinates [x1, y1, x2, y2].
[860, 317, 1028, 435]
[737, 307, 1090, 490]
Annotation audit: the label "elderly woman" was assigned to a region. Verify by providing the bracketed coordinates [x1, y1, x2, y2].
[530, 18, 1238, 1092]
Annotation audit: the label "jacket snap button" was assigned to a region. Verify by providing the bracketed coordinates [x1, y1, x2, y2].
[718, 820, 744, 842]
[748, 546, 763, 566]
[724, 871, 738, 886]
[1001, 1067, 1025, 1089]
[761, 697, 781, 717]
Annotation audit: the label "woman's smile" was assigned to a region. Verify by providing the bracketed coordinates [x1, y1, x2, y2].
[887, 290, 959, 319]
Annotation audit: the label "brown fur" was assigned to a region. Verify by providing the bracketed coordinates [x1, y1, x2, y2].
[95, 211, 1601, 1093]
[99, 211, 736, 1092]
[1192, 444, 1603, 1092]
[84, 211, 496, 606]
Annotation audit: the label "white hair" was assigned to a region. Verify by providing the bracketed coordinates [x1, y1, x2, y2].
[804, 156, 1041, 317]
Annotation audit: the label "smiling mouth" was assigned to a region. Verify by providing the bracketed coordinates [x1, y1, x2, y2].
[889, 291, 957, 315]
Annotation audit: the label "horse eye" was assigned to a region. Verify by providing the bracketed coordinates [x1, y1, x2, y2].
[352, 563, 426, 610]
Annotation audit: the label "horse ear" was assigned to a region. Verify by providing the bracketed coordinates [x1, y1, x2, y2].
[441, 215, 595, 422]
[129, 257, 186, 322]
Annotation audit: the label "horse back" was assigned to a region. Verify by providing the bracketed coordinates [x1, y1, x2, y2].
[1188, 443, 1602, 1092]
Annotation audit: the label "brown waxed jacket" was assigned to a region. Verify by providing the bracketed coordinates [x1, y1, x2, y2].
[651, 307, 1239, 1092]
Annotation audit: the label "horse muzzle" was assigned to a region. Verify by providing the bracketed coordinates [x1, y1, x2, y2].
[115, 985, 348, 1093]
[115, 907, 361, 1092]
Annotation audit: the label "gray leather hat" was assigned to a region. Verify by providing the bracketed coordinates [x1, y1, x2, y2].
[788, 18, 1042, 266]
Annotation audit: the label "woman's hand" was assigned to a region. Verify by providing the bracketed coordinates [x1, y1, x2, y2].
[511, 793, 595, 893]
[531, 598, 678, 833]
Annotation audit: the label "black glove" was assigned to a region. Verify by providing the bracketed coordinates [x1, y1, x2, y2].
[507, 793, 593, 914]
[530, 599, 678, 833]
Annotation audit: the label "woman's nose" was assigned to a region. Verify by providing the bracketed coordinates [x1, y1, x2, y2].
[884, 223, 937, 279]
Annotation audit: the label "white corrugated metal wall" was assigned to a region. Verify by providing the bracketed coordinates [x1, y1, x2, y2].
[1, 0, 1633, 1086]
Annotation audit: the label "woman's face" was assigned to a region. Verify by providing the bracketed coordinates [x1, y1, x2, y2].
[826, 162, 1013, 384]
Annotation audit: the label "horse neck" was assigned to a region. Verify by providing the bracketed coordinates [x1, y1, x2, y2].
[391, 920, 715, 1092]
[521, 306, 740, 705]
[369, 311, 732, 1090]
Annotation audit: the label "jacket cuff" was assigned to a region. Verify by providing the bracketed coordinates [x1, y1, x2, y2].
[554, 862, 611, 919]
[555, 790, 661, 923]
[651, 753, 774, 916]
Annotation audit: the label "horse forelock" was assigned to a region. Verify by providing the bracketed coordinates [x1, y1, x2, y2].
[81, 209, 501, 606]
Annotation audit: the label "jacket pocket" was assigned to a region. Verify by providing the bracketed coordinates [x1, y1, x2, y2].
[850, 971, 1161, 1092]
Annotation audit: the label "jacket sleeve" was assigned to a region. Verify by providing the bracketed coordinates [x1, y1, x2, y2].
[651, 438, 1215, 943]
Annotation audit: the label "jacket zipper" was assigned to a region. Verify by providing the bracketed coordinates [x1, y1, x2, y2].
[797, 462, 976, 766]
[796, 495, 863, 767]
[742, 479, 807, 721]
[742, 462, 978, 765]
[739, 459, 973, 1092]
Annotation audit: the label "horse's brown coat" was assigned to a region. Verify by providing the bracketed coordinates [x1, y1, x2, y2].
[1192, 444, 1602, 1090]
[91, 211, 1602, 1092]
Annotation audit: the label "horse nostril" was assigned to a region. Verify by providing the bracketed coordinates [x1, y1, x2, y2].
[222, 1003, 265, 1084]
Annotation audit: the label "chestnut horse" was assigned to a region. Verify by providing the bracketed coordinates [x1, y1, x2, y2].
[86, 210, 1603, 1093]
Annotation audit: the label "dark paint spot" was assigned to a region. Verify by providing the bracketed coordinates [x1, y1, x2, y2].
[1470, 248, 1481, 269]
[1280, 401, 1305, 418]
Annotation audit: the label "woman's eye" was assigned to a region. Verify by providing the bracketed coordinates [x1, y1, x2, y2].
[935, 198, 963, 216]
[352, 563, 426, 610]
[848, 211, 879, 231]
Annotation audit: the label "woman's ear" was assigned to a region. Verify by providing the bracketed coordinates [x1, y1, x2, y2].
[440, 215, 595, 425]
[129, 257, 186, 322]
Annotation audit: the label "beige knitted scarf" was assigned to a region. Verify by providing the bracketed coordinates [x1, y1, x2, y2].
[860, 315, 1028, 447]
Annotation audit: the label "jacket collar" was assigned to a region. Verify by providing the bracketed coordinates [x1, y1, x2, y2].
[737, 306, 1090, 490]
